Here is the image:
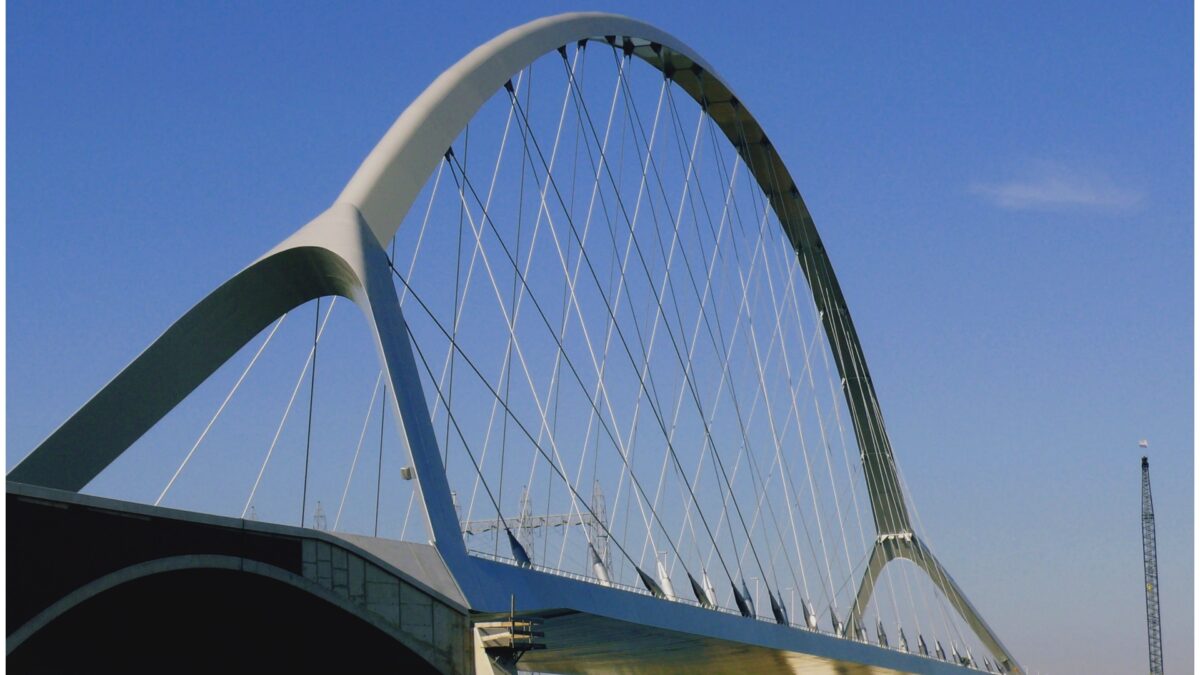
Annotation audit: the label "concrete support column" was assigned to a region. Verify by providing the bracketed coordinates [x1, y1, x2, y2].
[473, 628, 519, 675]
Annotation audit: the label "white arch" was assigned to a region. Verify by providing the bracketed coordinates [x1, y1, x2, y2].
[8, 203, 480, 600]
[336, 12, 717, 247]
[8, 12, 1019, 671]
[335, 8, 915, 550]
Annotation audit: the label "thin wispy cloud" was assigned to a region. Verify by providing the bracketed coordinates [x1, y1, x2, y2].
[970, 162, 1142, 212]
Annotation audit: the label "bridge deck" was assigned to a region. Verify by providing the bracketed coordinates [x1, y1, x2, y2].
[7, 483, 979, 674]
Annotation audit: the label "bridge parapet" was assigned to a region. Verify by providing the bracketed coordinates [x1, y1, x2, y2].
[300, 536, 467, 664]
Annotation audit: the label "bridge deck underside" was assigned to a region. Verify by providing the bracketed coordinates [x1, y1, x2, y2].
[367, 547, 979, 674]
[503, 610, 927, 674]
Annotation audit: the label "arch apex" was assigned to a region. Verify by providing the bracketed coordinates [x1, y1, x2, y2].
[333, 12, 715, 246]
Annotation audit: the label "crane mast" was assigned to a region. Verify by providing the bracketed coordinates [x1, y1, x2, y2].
[1141, 455, 1163, 674]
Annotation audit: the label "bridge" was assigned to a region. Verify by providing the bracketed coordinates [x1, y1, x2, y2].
[8, 13, 1021, 674]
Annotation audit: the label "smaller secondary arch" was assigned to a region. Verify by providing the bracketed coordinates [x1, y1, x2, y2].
[8, 554, 447, 672]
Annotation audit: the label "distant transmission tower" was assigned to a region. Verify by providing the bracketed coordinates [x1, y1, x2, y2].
[1140, 449, 1163, 674]
[313, 500, 327, 531]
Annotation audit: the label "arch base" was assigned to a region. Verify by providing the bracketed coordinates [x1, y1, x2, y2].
[848, 535, 1021, 673]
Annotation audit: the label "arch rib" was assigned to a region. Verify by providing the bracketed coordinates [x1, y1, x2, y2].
[8, 203, 478, 601]
[849, 537, 1020, 672]
[336, 13, 715, 248]
[333, 13, 1014, 668]
[7, 243, 354, 492]
[9, 12, 1018, 671]
[334, 12, 910, 538]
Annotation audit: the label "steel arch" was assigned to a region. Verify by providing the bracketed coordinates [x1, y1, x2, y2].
[9, 12, 1019, 672]
[334, 11, 913, 539]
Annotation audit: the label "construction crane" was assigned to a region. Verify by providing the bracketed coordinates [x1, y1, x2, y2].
[1140, 451, 1164, 674]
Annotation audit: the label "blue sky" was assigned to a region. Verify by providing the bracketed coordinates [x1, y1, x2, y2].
[7, 2, 1192, 673]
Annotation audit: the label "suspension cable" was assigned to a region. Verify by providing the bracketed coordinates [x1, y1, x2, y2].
[724, 102, 844, 615]
[554, 47, 743, 590]
[747, 128, 866, 620]
[332, 370, 384, 530]
[391, 261, 654, 577]
[156, 315, 286, 506]
[506, 66, 746, 587]
[300, 297, 321, 527]
[242, 298, 337, 518]
[661, 78, 805, 607]
[446, 149, 662, 564]
[602, 49, 783, 596]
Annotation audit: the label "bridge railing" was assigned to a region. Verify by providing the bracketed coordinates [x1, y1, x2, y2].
[470, 548, 769, 620]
